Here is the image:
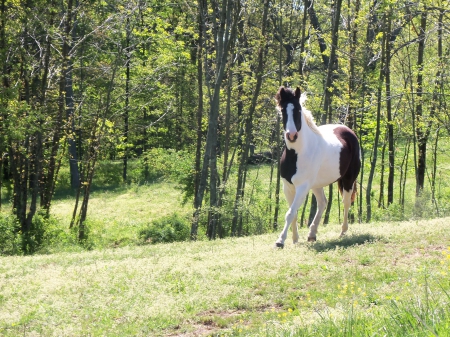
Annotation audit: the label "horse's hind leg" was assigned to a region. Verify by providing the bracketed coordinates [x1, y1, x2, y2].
[308, 187, 327, 241]
[340, 187, 353, 236]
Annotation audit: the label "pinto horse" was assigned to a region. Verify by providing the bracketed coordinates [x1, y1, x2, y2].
[274, 87, 361, 248]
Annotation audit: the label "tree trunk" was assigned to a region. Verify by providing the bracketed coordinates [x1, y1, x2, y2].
[123, 16, 131, 183]
[385, 12, 394, 205]
[306, 0, 329, 68]
[321, 0, 342, 125]
[64, 0, 80, 190]
[193, 0, 205, 210]
[191, 0, 236, 240]
[272, 11, 283, 230]
[415, 11, 427, 196]
[429, 10, 444, 213]
[231, 0, 270, 236]
[399, 138, 410, 208]
[366, 15, 386, 222]
[323, 185, 332, 225]
[214, 68, 233, 239]
[75, 58, 118, 240]
[347, 0, 360, 130]
[378, 136, 386, 208]
[298, 0, 308, 78]
[273, 112, 282, 231]
[321, 0, 342, 223]
[431, 128, 440, 215]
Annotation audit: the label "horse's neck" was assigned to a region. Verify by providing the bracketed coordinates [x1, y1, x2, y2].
[299, 126, 319, 153]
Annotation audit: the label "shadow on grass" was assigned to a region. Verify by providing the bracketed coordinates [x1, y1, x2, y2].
[51, 183, 128, 201]
[308, 233, 384, 252]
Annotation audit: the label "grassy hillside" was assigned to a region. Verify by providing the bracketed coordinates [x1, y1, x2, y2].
[1, 217, 449, 336]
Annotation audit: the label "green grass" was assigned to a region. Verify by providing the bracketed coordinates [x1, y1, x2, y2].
[47, 181, 192, 251]
[1, 218, 449, 336]
[1, 155, 450, 335]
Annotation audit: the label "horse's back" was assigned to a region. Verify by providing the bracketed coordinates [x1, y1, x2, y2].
[328, 125, 360, 191]
[312, 124, 360, 189]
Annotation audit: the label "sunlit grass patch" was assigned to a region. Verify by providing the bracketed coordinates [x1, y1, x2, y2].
[0, 218, 449, 336]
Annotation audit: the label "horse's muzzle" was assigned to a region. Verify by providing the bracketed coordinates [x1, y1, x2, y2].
[286, 132, 298, 142]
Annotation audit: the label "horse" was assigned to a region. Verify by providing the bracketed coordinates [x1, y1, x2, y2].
[274, 86, 361, 248]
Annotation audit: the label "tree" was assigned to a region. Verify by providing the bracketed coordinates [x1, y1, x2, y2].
[191, 0, 238, 240]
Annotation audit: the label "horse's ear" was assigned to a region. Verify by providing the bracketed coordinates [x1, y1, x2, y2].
[275, 86, 286, 106]
[294, 87, 301, 100]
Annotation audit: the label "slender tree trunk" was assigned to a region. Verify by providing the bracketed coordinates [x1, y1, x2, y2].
[347, 0, 360, 130]
[306, 0, 329, 68]
[321, 0, 342, 125]
[415, 11, 427, 196]
[399, 138, 410, 208]
[366, 15, 386, 222]
[323, 185, 332, 224]
[76, 59, 118, 240]
[193, 0, 205, 208]
[41, 0, 76, 213]
[123, 16, 131, 182]
[378, 136, 386, 208]
[12, 10, 32, 234]
[214, 68, 233, 238]
[273, 114, 282, 231]
[385, 12, 394, 205]
[357, 71, 367, 222]
[272, 12, 283, 230]
[191, 0, 236, 240]
[428, 10, 444, 212]
[298, 0, 308, 79]
[231, 0, 269, 236]
[431, 128, 440, 214]
[322, 0, 342, 224]
[64, 0, 80, 190]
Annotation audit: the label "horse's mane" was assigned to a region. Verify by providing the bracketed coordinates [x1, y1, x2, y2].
[299, 93, 321, 136]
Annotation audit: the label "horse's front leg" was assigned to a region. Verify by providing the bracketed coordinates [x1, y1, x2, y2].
[275, 184, 309, 248]
[282, 181, 299, 244]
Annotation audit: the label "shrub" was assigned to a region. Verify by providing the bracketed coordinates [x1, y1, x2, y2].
[0, 213, 21, 255]
[20, 212, 67, 254]
[131, 148, 194, 185]
[0, 212, 74, 255]
[139, 213, 190, 244]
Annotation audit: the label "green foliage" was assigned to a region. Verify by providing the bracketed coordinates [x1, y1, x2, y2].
[0, 212, 75, 255]
[0, 213, 21, 255]
[20, 213, 75, 255]
[139, 213, 190, 244]
[130, 148, 195, 201]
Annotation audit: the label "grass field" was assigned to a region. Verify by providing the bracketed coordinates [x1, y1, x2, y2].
[1, 216, 449, 336]
[1, 158, 450, 336]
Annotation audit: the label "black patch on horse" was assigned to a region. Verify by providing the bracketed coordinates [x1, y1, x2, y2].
[333, 126, 361, 193]
[280, 146, 298, 184]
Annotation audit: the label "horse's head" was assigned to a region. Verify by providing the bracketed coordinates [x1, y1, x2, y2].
[275, 86, 302, 143]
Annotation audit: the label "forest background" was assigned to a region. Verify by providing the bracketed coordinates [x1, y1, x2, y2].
[0, 0, 449, 254]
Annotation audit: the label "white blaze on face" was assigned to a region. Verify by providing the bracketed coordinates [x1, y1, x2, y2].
[285, 103, 298, 141]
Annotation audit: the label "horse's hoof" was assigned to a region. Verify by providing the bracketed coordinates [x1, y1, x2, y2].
[275, 242, 284, 249]
[307, 236, 316, 242]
